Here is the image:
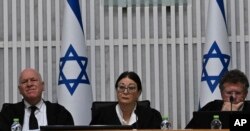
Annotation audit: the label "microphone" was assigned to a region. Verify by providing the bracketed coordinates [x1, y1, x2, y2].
[230, 95, 234, 111]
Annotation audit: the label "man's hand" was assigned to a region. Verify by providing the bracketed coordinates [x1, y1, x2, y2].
[221, 101, 244, 111]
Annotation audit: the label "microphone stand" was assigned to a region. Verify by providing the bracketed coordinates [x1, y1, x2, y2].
[230, 96, 234, 112]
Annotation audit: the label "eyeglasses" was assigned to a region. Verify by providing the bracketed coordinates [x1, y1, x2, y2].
[117, 84, 137, 93]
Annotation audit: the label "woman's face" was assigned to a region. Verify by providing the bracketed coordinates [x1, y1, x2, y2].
[116, 77, 141, 105]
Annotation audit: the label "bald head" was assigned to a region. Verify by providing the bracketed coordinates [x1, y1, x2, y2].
[18, 68, 44, 105]
[19, 68, 42, 85]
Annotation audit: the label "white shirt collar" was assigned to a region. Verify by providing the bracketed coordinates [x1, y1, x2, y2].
[24, 99, 44, 111]
[23, 99, 47, 131]
[115, 104, 137, 125]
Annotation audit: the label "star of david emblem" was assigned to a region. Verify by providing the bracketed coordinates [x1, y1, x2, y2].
[201, 41, 230, 93]
[58, 44, 90, 95]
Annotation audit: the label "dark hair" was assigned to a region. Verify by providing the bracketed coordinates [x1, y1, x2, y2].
[115, 71, 142, 91]
[219, 69, 249, 92]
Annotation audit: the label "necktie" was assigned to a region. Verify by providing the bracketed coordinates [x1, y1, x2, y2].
[29, 106, 38, 129]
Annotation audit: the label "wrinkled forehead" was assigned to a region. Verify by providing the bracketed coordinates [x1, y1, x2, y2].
[19, 69, 42, 81]
[222, 82, 246, 91]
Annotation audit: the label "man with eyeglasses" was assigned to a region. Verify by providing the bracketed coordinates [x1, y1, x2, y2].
[90, 71, 162, 129]
[186, 69, 250, 129]
[200, 69, 250, 111]
[0, 68, 74, 131]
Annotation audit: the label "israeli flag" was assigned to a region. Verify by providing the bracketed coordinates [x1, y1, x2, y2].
[57, 0, 93, 125]
[199, 0, 231, 108]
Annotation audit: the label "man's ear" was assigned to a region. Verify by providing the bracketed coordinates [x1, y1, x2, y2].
[18, 85, 21, 94]
[41, 81, 45, 91]
[244, 90, 248, 98]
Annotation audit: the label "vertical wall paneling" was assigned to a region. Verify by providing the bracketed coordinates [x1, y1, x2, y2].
[99, 0, 106, 100]
[127, 0, 133, 70]
[38, 0, 44, 76]
[135, 2, 143, 100]
[108, 0, 115, 101]
[12, 0, 18, 102]
[118, 6, 124, 73]
[187, 0, 194, 120]
[3, 0, 9, 102]
[144, 5, 151, 102]
[224, 0, 227, 17]
[20, 0, 26, 70]
[239, 0, 245, 71]
[195, 0, 202, 105]
[82, 0, 86, 32]
[55, 0, 61, 94]
[46, 0, 53, 101]
[161, 4, 169, 119]
[248, 0, 250, 78]
[179, 5, 186, 128]
[29, 0, 35, 68]
[153, 3, 160, 111]
[204, 0, 208, 27]
[230, 0, 237, 68]
[170, 5, 178, 129]
[89, 0, 96, 100]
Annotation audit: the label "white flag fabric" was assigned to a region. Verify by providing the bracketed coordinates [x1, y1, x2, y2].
[199, 0, 231, 108]
[58, 0, 92, 125]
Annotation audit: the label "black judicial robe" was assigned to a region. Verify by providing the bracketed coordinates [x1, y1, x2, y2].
[0, 100, 74, 131]
[90, 103, 162, 129]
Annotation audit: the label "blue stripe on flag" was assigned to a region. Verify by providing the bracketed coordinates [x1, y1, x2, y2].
[67, 0, 83, 30]
[216, 0, 226, 26]
[58, 0, 93, 124]
[199, 0, 231, 109]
